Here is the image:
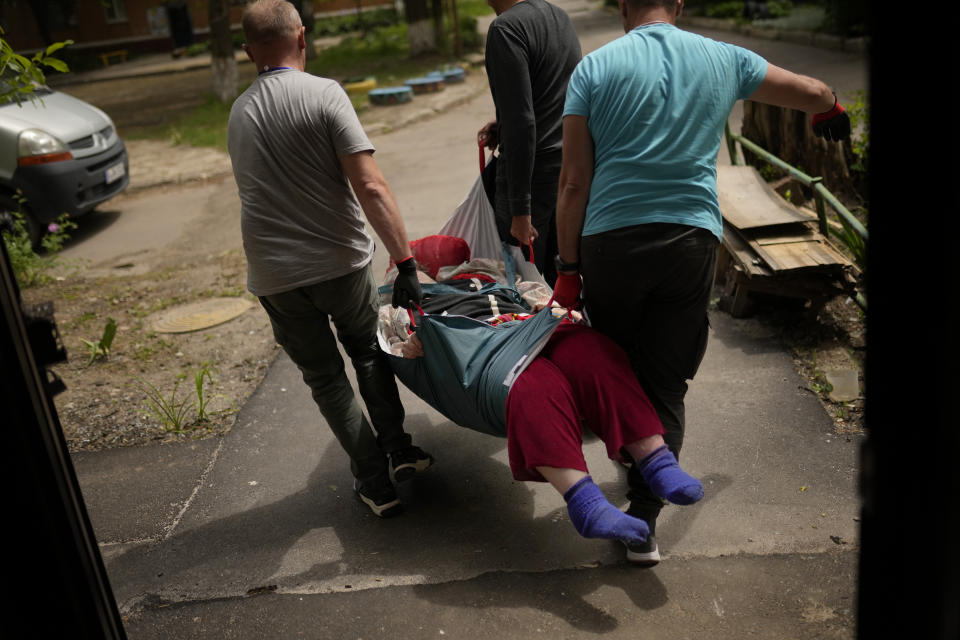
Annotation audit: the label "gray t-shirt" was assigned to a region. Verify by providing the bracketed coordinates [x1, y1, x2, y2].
[227, 69, 375, 296]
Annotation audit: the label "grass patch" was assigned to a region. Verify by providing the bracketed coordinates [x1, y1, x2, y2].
[131, 10, 491, 150]
[126, 90, 248, 151]
[306, 22, 475, 85]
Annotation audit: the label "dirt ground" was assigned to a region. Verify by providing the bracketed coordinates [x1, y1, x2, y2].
[21, 64, 865, 454]
[21, 176, 280, 451]
[742, 292, 866, 436]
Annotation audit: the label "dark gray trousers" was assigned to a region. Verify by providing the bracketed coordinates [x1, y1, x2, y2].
[494, 171, 560, 288]
[580, 223, 718, 525]
[259, 264, 410, 485]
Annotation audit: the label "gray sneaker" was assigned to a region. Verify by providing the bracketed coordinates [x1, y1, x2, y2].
[623, 535, 661, 567]
[354, 478, 403, 518]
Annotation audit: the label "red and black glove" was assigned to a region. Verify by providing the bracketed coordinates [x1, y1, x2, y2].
[811, 94, 851, 142]
[392, 256, 422, 309]
[551, 271, 582, 311]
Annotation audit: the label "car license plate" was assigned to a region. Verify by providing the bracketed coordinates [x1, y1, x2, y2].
[104, 162, 125, 184]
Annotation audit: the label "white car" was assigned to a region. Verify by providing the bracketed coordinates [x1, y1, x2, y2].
[0, 84, 128, 246]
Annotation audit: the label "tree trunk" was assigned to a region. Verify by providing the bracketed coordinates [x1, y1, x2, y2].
[209, 0, 238, 103]
[27, 0, 53, 46]
[404, 0, 436, 56]
[740, 101, 863, 208]
[449, 0, 462, 57]
[292, 0, 317, 60]
[431, 0, 444, 47]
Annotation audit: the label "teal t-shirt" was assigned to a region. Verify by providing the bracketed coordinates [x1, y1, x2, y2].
[563, 23, 767, 240]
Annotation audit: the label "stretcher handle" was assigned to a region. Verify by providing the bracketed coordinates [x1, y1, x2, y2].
[406, 303, 425, 334]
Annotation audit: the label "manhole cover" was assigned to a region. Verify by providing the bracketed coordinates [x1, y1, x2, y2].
[151, 297, 254, 334]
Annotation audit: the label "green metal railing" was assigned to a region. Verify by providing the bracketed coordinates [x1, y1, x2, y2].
[723, 121, 867, 310]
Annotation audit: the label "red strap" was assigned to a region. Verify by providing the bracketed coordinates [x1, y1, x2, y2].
[406, 303, 425, 335]
[527, 241, 535, 265]
[478, 138, 486, 174]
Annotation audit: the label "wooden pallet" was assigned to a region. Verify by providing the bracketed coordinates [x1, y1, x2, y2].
[716, 165, 857, 317]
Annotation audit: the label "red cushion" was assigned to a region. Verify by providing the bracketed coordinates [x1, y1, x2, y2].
[391, 235, 471, 279]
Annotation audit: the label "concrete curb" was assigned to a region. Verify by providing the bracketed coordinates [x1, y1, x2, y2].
[125, 169, 235, 196]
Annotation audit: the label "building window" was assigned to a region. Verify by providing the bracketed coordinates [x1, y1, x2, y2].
[104, 0, 128, 24]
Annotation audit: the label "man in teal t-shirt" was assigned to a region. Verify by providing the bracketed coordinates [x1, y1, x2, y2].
[551, 0, 850, 566]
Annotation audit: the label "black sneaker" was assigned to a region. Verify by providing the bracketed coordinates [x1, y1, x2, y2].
[389, 445, 434, 482]
[622, 506, 660, 567]
[354, 478, 403, 518]
[623, 535, 661, 567]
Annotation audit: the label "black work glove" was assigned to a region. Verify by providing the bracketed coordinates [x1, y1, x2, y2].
[392, 256, 422, 309]
[811, 94, 851, 142]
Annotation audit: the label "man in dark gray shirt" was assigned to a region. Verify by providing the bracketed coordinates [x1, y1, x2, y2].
[479, 0, 581, 287]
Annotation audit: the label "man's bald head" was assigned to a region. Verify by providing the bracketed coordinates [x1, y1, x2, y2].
[622, 0, 679, 10]
[242, 0, 302, 46]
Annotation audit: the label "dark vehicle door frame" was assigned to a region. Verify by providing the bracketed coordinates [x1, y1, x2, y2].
[2, 232, 126, 638]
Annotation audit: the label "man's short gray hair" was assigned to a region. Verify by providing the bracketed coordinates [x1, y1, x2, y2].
[242, 0, 302, 45]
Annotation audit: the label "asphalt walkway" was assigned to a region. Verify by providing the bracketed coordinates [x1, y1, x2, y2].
[66, 4, 866, 638]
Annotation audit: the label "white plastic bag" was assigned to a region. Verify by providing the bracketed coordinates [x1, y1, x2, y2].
[437, 175, 545, 286]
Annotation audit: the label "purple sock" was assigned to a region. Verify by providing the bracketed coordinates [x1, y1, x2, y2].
[563, 476, 649, 545]
[638, 445, 704, 505]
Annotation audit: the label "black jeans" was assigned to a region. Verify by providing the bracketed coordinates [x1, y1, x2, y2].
[580, 223, 718, 524]
[259, 264, 411, 485]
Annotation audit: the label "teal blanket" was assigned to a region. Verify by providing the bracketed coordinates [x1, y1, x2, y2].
[387, 308, 562, 437]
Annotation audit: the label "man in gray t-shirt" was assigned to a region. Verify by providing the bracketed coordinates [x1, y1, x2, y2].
[227, 0, 432, 518]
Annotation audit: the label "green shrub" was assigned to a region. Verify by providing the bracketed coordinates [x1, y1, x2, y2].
[705, 1, 745, 18]
[313, 7, 400, 37]
[184, 41, 210, 57]
[1, 203, 76, 288]
[766, 0, 793, 18]
[459, 15, 482, 50]
[844, 90, 869, 176]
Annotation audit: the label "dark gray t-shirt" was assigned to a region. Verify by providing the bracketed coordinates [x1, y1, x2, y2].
[227, 69, 375, 296]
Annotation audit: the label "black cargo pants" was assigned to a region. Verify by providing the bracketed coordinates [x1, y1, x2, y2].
[580, 222, 718, 527]
[258, 264, 411, 486]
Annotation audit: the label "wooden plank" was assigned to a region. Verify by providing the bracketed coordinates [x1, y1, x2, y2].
[754, 239, 851, 273]
[751, 224, 819, 245]
[761, 242, 819, 271]
[717, 165, 815, 230]
[729, 218, 852, 274]
[721, 222, 771, 278]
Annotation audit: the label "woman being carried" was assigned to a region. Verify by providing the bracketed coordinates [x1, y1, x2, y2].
[398, 314, 703, 551]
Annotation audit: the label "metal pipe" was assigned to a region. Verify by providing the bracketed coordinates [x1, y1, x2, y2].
[725, 129, 868, 242]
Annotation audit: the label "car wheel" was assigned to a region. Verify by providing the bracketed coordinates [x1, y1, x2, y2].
[21, 208, 44, 253]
